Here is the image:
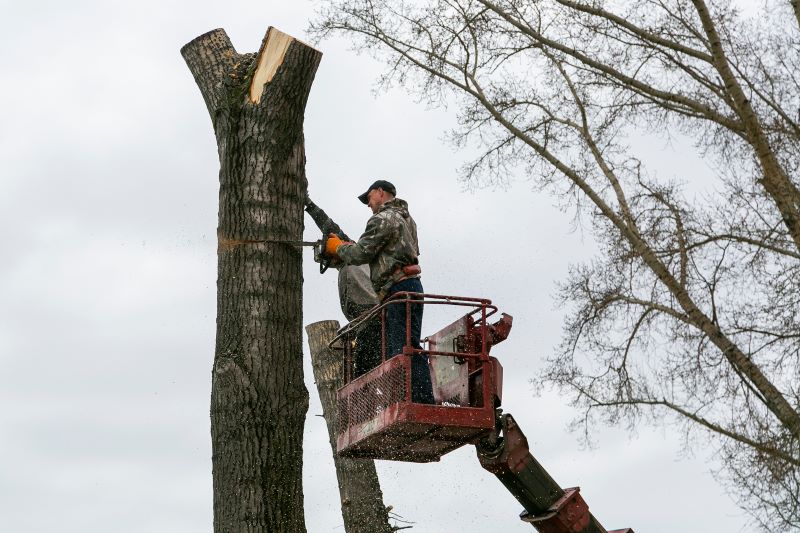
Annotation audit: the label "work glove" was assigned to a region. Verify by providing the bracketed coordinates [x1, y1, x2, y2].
[324, 233, 346, 259]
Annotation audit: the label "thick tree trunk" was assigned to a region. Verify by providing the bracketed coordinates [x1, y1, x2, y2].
[181, 27, 322, 533]
[306, 321, 395, 533]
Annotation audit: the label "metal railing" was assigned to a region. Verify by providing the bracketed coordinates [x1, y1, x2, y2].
[330, 292, 498, 385]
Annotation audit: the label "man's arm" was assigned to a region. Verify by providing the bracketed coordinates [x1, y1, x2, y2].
[337, 214, 393, 265]
[305, 197, 351, 241]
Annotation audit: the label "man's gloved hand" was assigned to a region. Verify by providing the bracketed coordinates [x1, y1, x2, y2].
[324, 233, 346, 259]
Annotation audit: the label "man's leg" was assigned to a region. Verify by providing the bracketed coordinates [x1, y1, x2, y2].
[345, 303, 382, 378]
[386, 278, 434, 404]
[353, 316, 382, 378]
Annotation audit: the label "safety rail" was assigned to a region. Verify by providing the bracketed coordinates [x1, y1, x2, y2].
[333, 292, 510, 462]
[329, 292, 499, 384]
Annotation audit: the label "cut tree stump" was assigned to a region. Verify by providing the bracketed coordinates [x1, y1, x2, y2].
[306, 320, 395, 533]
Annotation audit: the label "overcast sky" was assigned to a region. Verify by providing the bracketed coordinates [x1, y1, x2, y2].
[1, 1, 749, 532]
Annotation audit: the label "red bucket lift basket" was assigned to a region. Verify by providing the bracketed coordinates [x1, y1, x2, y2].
[331, 293, 512, 462]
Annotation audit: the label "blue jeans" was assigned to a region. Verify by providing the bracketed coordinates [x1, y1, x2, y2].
[386, 277, 434, 404]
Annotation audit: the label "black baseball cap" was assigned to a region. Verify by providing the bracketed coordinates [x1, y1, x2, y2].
[357, 179, 396, 204]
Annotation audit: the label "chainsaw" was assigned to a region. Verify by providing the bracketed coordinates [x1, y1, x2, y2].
[255, 235, 334, 273]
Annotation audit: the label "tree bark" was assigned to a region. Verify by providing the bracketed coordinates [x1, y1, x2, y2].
[181, 27, 322, 533]
[306, 320, 395, 533]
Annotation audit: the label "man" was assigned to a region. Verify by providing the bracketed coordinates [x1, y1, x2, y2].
[324, 180, 434, 404]
[304, 197, 381, 377]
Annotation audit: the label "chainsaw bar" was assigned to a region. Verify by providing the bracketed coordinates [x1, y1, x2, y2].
[257, 239, 322, 247]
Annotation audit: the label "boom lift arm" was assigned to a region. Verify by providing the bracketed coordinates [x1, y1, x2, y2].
[478, 413, 633, 533]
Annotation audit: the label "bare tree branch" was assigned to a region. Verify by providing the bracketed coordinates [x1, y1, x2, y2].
[312, 1, 800, 528]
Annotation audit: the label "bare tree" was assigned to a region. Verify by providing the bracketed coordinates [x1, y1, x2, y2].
[182, 28, 321, 532]
[310, 0, 800, 529]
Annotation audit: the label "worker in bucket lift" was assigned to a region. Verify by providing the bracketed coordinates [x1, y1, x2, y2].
[322, 180, 435, 404]
[304, 196, 381, 377]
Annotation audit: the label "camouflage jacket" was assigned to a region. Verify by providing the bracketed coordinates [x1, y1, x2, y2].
[337, 198, 420, 292]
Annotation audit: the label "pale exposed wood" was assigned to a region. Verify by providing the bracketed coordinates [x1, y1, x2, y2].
[249, 27, 312, 104]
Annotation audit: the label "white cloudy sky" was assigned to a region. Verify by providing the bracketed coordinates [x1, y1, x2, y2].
[1, 1, 749, 532]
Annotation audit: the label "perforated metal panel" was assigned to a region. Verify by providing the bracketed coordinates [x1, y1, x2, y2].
[338, 363, 406, 432]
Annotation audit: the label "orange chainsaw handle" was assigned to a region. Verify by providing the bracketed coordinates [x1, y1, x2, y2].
[319, 234, 331, 274]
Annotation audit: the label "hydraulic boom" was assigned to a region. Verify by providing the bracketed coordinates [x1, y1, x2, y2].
[478, 413, 633, 533]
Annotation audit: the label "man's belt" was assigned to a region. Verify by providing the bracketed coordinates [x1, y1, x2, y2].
[377, 264, 422, 301]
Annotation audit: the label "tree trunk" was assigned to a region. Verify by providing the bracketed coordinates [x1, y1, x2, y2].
[181, 27, 322, 533]
[306, 320, 395, 533]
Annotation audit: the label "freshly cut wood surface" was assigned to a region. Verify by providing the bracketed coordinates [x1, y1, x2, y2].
[249, 27, 319, 104]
